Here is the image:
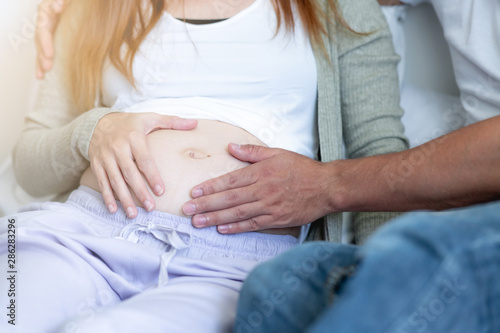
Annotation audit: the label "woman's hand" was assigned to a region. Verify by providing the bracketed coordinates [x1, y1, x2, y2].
[35, 0, 67, 79]
[89, 112, 198, 218]
[182, 144, 335, 233]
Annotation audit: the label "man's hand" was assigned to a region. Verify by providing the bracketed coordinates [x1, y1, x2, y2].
[182, 144, 335, 234]
[36, 0, 67, 79]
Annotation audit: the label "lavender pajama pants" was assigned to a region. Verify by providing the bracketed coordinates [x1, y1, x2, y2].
[0, 186, 297, 333]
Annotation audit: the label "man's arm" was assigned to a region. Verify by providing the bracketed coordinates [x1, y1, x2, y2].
[36, 0, 68, 79]
[183, 115, 500, 233]
[331, 115, 500, 212]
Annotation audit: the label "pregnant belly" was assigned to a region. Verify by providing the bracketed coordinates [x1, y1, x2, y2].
[80, 119, 300, 237]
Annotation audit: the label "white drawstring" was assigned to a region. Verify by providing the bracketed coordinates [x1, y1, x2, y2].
[117, 222, 192, 286]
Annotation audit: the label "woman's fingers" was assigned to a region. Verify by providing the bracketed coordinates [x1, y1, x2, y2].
[116, 146, 156, 212]
[132, 144, 165, 197]
[138, 114, 197, 199]
[105, 160, 138, 219]
[170, 117, 198, 130]
[93, 147, 152, 218]
[92, 145, 141, 219]
[148, 114, 198, 132]
[91, 162, 117, 214]
[88, 113, 199, 217]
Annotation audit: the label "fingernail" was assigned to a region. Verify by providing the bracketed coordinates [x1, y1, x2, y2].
[183, 203, 196, 215]
[218, 225, 229, 233]
[108, 204, 116, 213]
[193, 215, 207, 227]
[144, 200, 154, 211]
[54, 0, 63, 11]
[192, 188, 203, 198]
[126, 207, 136, 218]
[229, 143, 241, 150]
[154, 185, 164, 196]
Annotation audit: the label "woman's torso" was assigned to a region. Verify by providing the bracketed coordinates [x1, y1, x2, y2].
[80, 119, 301, 237]
[81, 119, 263, 216]
[83, 0, 319, 239]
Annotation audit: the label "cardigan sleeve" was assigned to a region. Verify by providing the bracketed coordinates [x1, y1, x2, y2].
[337, 0, 409, 244]
[12, 35, 116, 198]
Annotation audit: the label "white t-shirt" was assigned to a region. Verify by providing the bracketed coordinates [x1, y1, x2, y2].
[403, 0, 500, 125]
[101, 0, 319, 158]
[101, 0, 317, 243]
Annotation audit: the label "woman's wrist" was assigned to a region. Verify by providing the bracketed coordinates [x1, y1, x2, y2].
[78, 108, 119, 160]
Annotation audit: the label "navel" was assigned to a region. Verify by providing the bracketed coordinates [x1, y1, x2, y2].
[183, 149, 211, 160]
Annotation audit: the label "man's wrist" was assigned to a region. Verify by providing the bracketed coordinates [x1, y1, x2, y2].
[321, 160, 351, 214]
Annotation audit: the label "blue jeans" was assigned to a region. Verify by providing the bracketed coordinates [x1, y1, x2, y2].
[235, 200, 500, 333]
[233, 241, 358, 332]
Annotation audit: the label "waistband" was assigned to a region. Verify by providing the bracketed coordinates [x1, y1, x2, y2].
[66, 186, 298, 261]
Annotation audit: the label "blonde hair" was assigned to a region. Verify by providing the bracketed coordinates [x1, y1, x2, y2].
[62, 0, 355, 113]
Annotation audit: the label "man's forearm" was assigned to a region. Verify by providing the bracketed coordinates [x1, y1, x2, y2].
[328, 116, 500, 212]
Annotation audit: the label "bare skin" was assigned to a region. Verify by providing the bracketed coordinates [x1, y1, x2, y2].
[81, 118, 301, 237]
[84, 112, 198, 218]
[35, 0, 67, 79]
[39, 0, 301, 237]
[36, 0, 267, 219]
[35, 0, 500, 237]
[34, 0, 406, 80]
[183, 116, 500, 233]
[34, 0, 255, 78]
[166, 0, 256, 19]
[182, 143, 335, 234]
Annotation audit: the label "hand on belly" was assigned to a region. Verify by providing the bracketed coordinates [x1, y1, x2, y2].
[81, 119, 301, 237]
[82, 119, 260, 216]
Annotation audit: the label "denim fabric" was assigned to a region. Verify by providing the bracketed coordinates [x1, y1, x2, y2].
[308, 200, 500, 333]
[233, 242, 359, 333]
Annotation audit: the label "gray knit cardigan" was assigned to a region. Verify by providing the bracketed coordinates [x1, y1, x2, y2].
[303, 0, 408, 244]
